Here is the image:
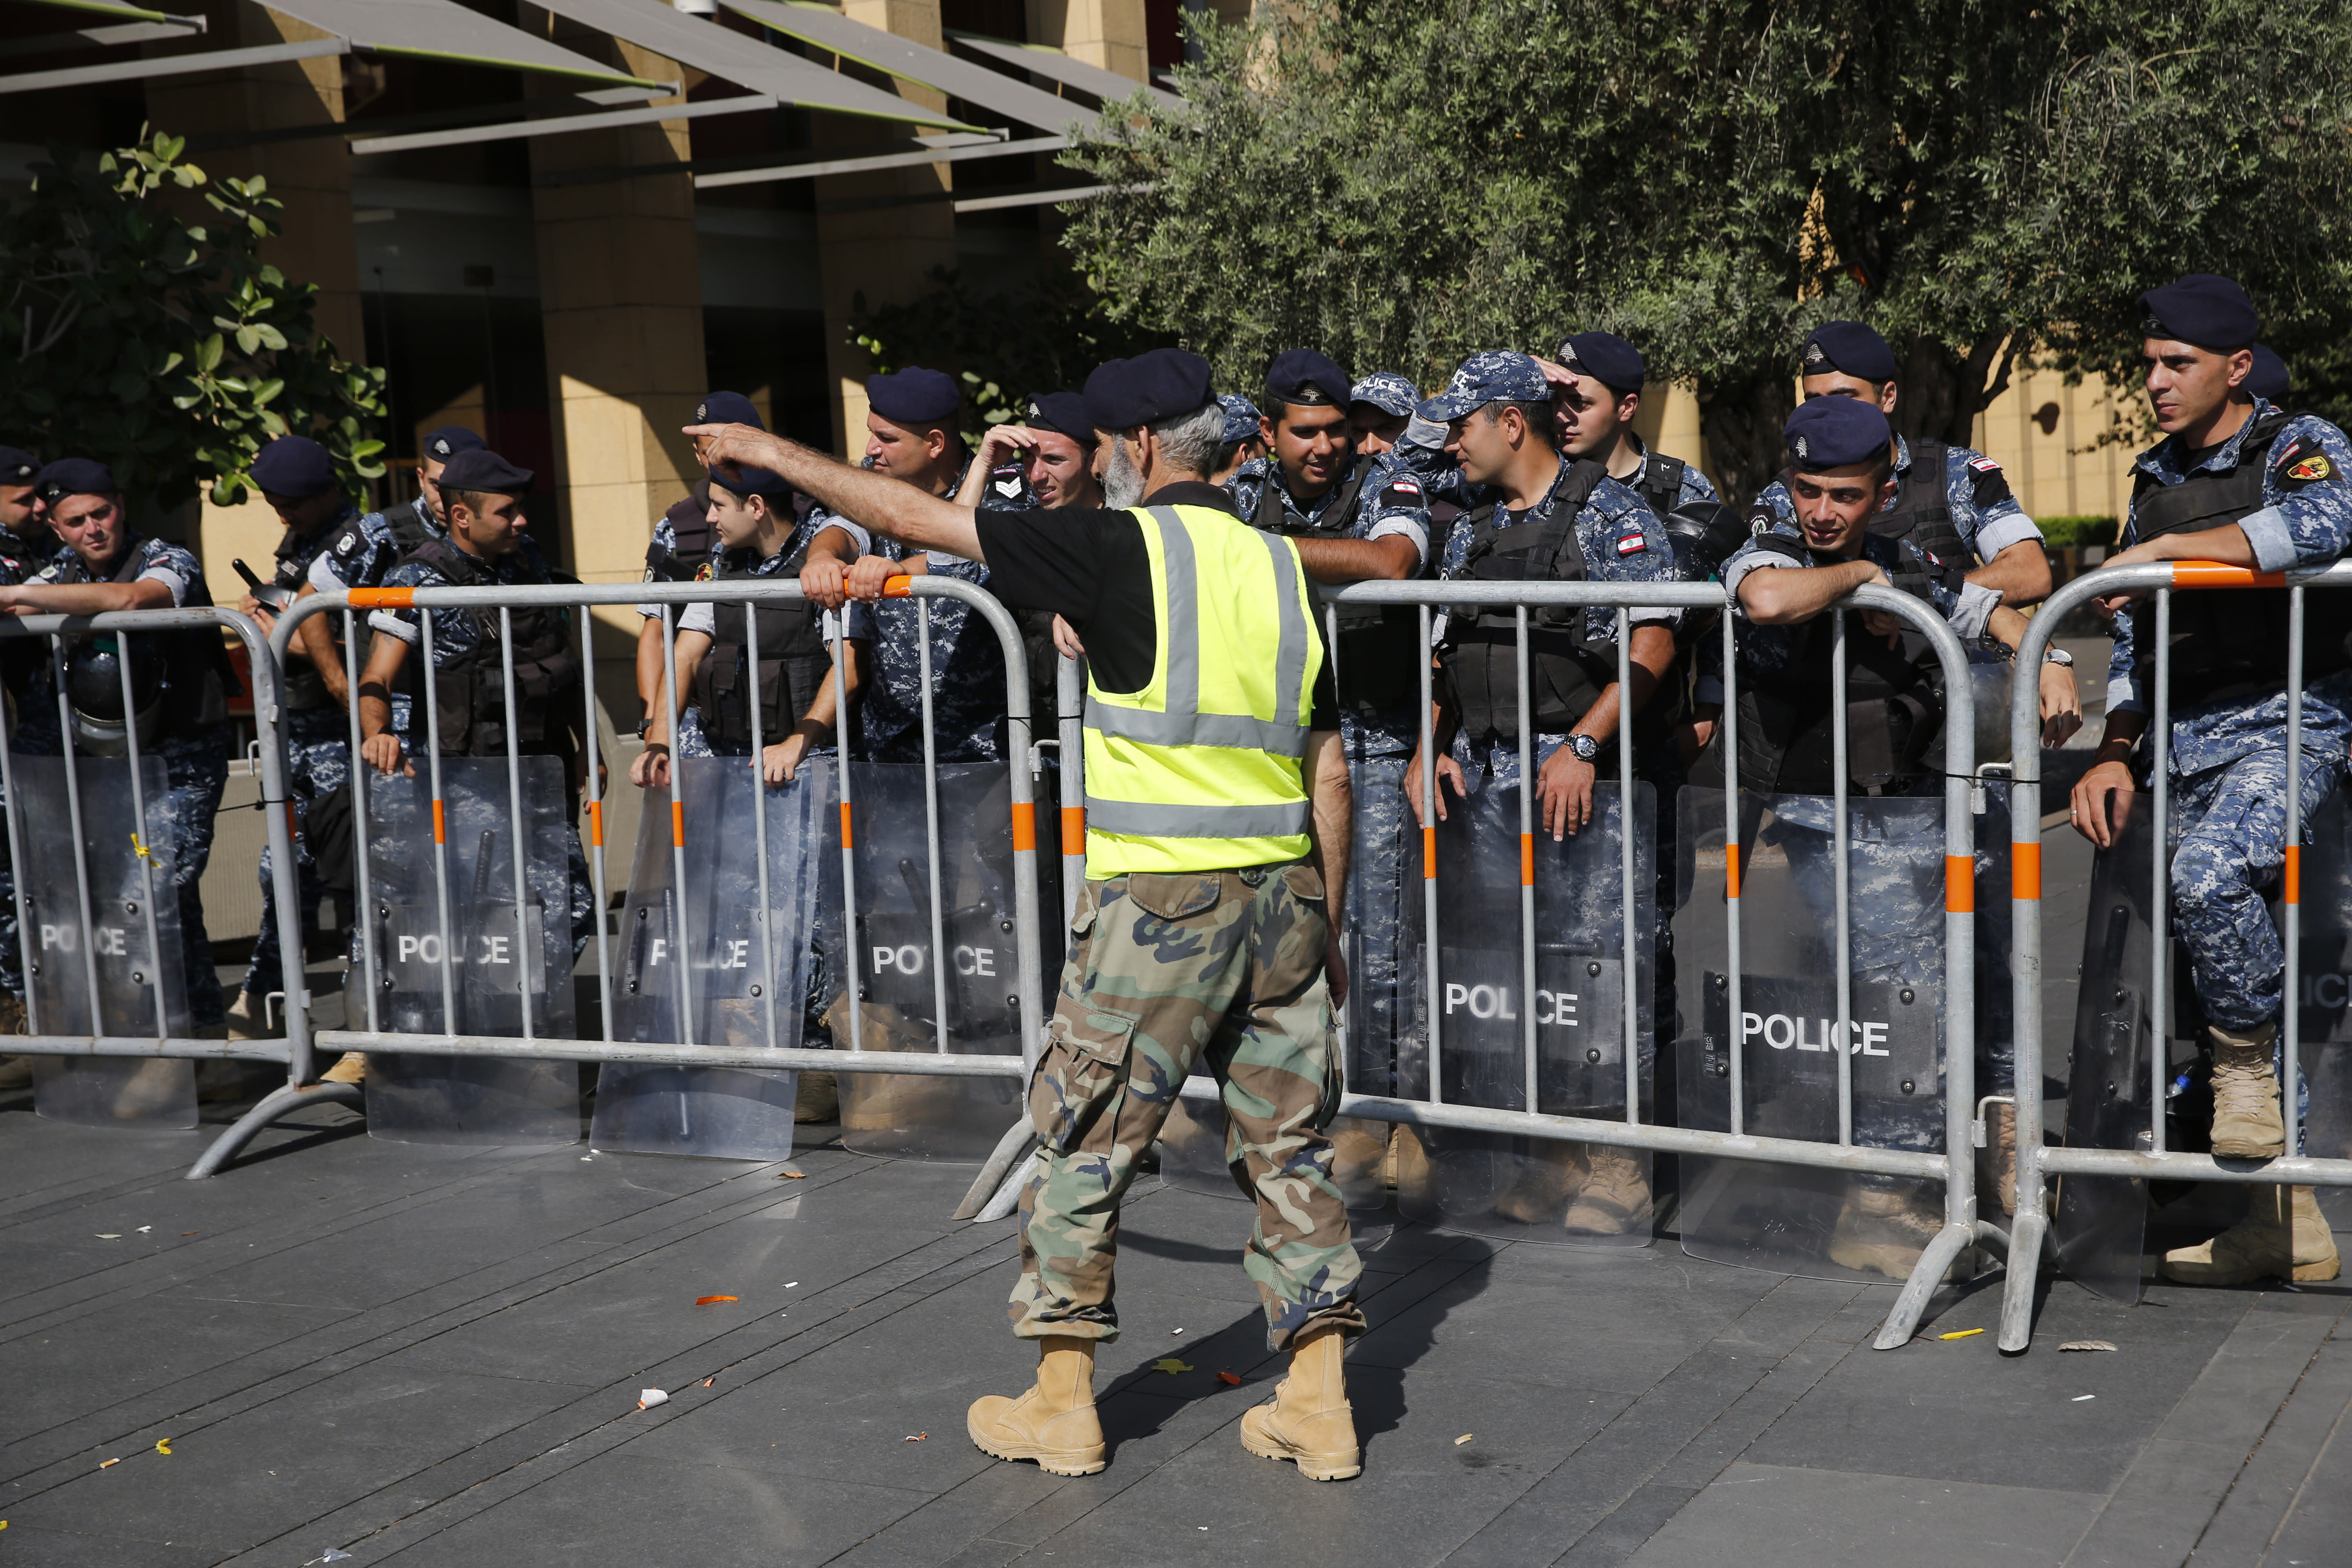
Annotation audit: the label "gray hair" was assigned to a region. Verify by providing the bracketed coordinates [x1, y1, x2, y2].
[1145, 400, 1227, 477]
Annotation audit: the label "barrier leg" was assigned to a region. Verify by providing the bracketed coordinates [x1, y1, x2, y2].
[954, 1114, 1038, 1220]
[1874, 1220, 1977, 1348]
[184, 1080, 367, 1179]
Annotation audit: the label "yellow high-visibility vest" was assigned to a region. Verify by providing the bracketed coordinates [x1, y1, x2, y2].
[1082, 503, 1322, 877]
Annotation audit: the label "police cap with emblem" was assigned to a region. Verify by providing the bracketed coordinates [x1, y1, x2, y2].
[249, 435, 336, 500]
[693, 391, 765, 430]
[0, 447, 37, 486]
[2248, 343, 2292, 405]
[1347, 372, 1419, 419]
[1557, 332, 1646, 396]
[1263, 349, 1351, 411]
[1024, 392, 1097, 444]
[1800, 321, 1899, 383]
[865, 368, 960, 427]
[436, 449, 533, 495]
[1084, 348, 1215, 432]
[33, 457, 118, 505]
[2139, 274, 2259, 352]
[1784, 395, 1894, 471]
[420, 425, 488, 463]
[1415, 350, 1550, 421]
[1217, 392, 1263, 445]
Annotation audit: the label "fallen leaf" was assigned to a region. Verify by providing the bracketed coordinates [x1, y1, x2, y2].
[99, 1458, 119, 1469]
[1454, 1434, 1474, 1446]
[702, 1377, 715, 1388]
[695, 1296, 739, 1305]
[181, 1230, 198, 1236]
[778, 1170, 806, 1180]
[638, 1389, 669, 1410]
[155, 1440, 172, 1455]
[2059, 1340, 2118, 1353]
[1938, 1329, 1984, 1341]
[1151, 1358, 1193, 1375]
[1215, 1371, 1242, 1387]
[904, 1432, 927, 1442]
[95, 1234, 121, 1240]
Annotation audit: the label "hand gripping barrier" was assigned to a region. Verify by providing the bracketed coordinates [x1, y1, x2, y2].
[0, 608, 338, 1156]
[1998, 559, 2352, 1351]
[183, 574, 1053, 1176]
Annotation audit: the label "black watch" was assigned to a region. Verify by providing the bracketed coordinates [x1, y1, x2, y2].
[635, 714, 653, 740]
[1568, 733, 1600, 763]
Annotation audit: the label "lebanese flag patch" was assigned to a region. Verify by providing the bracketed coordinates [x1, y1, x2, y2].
[1617, 530, 1648, 555]
[1968, 456, 2002, 473]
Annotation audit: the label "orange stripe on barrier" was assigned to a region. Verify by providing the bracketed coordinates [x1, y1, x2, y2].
[670, 800, 685, 848]
[348, 587, 414, 608]
[2286, 843, 2302, 905]
[285, 802, 298, 837]
[2172, 562, 2285, 590]
[1947, 855, 1975, 912]
[840, 802, 854, 848]
[2012, 840, 2041, 900]
[1421, 825, 1436, 880]
[587, 799, 604, 849]
[431, 798, 445, 844]
[1725, 842, 1741, 900]
[1060, 806, 1085, 856]
[1011, 800, 1036, 853]
[881, 575, 914, 598]
[1520, 833, 1535, 886]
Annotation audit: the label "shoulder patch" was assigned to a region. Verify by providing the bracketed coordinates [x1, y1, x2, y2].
[1968, 456, 2001, 473]
[2278, 438, 2337, 486]
[330, 525, 365, 560]
[695, 561, 715, 582]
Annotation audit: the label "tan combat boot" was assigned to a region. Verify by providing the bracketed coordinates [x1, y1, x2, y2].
[223, 989, 276, 1043]
[967, 1336, 1107, 1477]
[319, 1053, 368, 1086]
[2207, 1023, 2287, 1158]
[2162, 1186, 2341, 1285]
[1988, 1101, 2018, 1217]
[1827, 1183, 1944, 1279]
[1494, 1145, 1585, 1223]
[1565, 1146, 1653, 1236]
[1239, 1326, 1361, 1481]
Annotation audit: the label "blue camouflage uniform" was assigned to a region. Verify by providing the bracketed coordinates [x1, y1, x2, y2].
[15, 536, 234, 1027]
[673, 517, 855, 762]
[0, 522, 59, 999]
[368, 538, 596, 947]
[307, 493, 446, 738]
[637, 500, 723, 758]
[2104, 400, 2352, 1149]
[240, 501, 361, 1007]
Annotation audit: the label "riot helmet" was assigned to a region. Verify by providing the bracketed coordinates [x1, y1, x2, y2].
[65, 633, 163, 756]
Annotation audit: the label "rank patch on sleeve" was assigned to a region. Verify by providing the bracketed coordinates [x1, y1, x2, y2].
[2287, 451, 2336, 484]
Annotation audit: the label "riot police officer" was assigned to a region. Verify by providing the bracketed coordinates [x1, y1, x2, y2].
[0, 445, 51, 1074]
[640, 392, 760, 758]
[1542, 332, 1722, 522]
[2069, 273, 2352, 1286]
[1209, 392, 1265, 485]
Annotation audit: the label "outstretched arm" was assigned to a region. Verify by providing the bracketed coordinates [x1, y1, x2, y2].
[688, 423, 983, 564]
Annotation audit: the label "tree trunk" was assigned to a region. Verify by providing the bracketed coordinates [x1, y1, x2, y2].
[1698, 372, 1798, 509]
[1892, 328, 2016, 449]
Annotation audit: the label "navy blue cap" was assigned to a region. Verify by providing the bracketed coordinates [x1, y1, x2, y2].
[865, 368, 960, 427]
[693, 391, 765, 430]
[1558, 332, 1644, 394]
[1023, 392, 1096, 442]
[437, 448, 534, 494]
[2247, 343, 2291, 405]
[1217, 392, 1263, 444]
[1417, 351, 1550, 420]
[1784, 396, 1894, 470]
[1348, 372, 1419, 419]
[249, 435, 336, 500]
[419, 426, 487, 463]
[1263, 349, 1350, 410]
[1801, 321, 1898, 383]
[2140, 274, 2258, 352]
[1084, 348, 1215, 432]
[0, 447, 36, 486]
[33, 457, 118, 504]
[709, 462, 790, 501]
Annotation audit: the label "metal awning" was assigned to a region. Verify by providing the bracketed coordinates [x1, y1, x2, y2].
[7, 0, 191, 20]
[946, 31, 1182, 114]
[532, 0, 975, 132]
[720, 0, 1098, 133]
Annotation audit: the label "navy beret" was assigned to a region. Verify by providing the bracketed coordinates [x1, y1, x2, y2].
[1559, 332, 1645, 394]
[1801, 321, 1898, 383]
[249, 435, 336, 500]
[2247, 343, 2291, 405]
[709, 462, 791, 501]
[866, 368, 960, 427]
[1024, 392, 1096, 442]
[1785, 396, 1894, 470]
[1084, 348, 1215, 432]
[0, 446, 36, 486]
[1263, 348, 1351, 410]
[693, 391, 765, 430]
[419, 426, 486, 463]
[2140, 274, 2258, 352]
[34, 457, 118, 504]
[437, 448, 534, 494]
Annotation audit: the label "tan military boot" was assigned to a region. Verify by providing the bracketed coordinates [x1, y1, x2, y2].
[1566, 1146, 1653, 1236]
[223, 989, 276, 1043]
[2207, 1023, 2287, 1158]
[1987, 1101, 2018, 1217]
[1239, 1325, 1361, 1481]
[319, 1052, 368, 1086]
[967, 1336, 1106, 1477]
[1828, 1183, 1944, 1279]
[1494, 1145, 1584, 1223]
[794, 1069, 838, 1123]
[2162, 1186, 2341, 1285]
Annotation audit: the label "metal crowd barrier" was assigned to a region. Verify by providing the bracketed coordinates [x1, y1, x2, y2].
[0, 607, 330, 1123]
[1999, 559, 2352, 1351]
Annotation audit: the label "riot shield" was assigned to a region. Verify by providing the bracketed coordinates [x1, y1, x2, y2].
[1158, 753, 1418, 1213]
[591, 756, 828, 1159]
[351, 756, 579, 1146]
[1675, 788, 1964, 1285]
[2301, 789, 2352, 1225]
[830, 762, 1051, 1160]
[20, 755, 196, 1127]
[1390, 773, 1656, 1246]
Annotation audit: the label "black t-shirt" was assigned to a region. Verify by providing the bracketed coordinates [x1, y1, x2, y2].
[973, 481, 1340, 730]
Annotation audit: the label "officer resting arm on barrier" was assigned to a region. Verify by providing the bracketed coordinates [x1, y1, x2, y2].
[1227, 351, 1425, 586]
[2064, 274, 2352, 1287]
[693, 345, 1372, 1486]
[632, 458, 864, 791]
[637, 392, 760, 758]
[304, 425, 475, 712]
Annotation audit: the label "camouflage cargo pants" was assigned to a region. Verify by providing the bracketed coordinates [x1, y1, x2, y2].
[1011, 862, 1367, 1351]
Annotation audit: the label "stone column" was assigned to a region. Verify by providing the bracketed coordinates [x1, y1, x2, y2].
[1027, 0, 1150, 79]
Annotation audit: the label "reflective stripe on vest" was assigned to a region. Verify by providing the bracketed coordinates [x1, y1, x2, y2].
[1082, 504, 1319, 876]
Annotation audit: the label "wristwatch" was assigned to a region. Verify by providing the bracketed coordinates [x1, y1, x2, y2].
[1568, 733, 1600, 763]
[2042, 646, 2074, 667]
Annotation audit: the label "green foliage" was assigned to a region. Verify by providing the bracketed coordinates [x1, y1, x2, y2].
[2035, 514, 2120, 550]
[1056, 0, 2352, 501]
[0, 129, 388, 511]
[847, 265, 1173, 446]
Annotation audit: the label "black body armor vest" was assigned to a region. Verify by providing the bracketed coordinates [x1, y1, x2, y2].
[690, 548, 831, 752]
[55, 541, 231, 737]
[394, 540, 581, 759]
[2127, 410, 2352, 709]
[644, 492, 718, 582]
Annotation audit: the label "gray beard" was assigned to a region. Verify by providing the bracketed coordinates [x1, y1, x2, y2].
[1101, 440, 1145, 509]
